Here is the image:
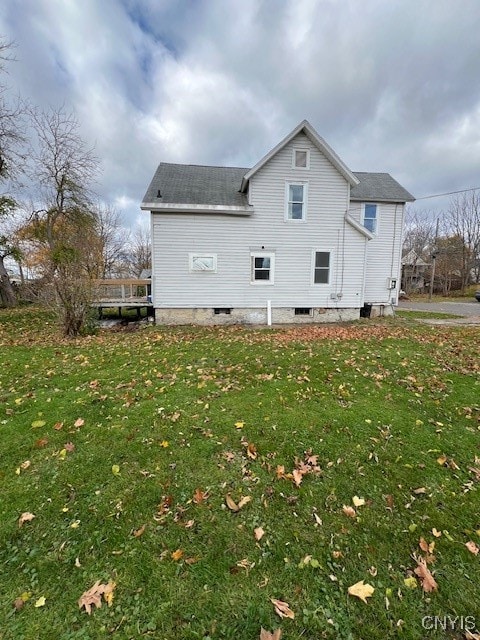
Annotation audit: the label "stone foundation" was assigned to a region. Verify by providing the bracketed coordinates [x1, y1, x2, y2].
[154, 307, 361, 326]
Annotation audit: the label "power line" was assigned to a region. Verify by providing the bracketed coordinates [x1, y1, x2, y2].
[416, 186, 480, 200]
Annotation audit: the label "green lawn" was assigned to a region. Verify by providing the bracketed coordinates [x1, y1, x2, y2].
[1, 308, 479, 640]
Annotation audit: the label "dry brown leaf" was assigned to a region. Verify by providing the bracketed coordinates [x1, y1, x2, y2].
[74, 418, 85, 428]
[193, 488, 208, 504]
[352, 496, 365, 507]
[465, 631, 480, 640]
[347, 580, 375, 603]
[260, 628, 282, 640]
[413, 487, 427, 495]
[414, 558, 438, 592]
[419, 537, 435, 554]
[226, 495, 239, 512]
[237, 496, 252, 509]
[342, 505, 356, 518]
[276, 465, 285, 479]
[133, 524, 146, 538]
[64, 442, 75, 453]
[18, 512, 35, 527]
[13, 598, 25, 611]
[270, 598, 295, 619]
[53, 421, 64, 430]
[247, 443, 258, 460]
[171, 549, 184, 561]
[254, 527, 265, 541]
[292, 469, 303, 487]
[432, 528, 442, 537]
[465, 541, 480, 555]
[78, 580, 115, 614]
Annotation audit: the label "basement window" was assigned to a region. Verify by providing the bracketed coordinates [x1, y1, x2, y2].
[214, 308, 232, 315]
[294, 308, 312, 316]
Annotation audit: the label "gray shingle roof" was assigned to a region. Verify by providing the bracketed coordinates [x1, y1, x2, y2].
[142, 163, 250, 207]
[142, 164, 414, 207]
[351, 172, 415, 202]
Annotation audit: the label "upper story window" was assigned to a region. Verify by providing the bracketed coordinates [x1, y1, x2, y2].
[293, 148, 310, 169]
[251, 252, 275, 285]
[363, 204, 378, 234]
[285, 182, 308, 221]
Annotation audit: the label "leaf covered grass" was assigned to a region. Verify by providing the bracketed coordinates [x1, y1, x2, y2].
[1, 308, 480, 639]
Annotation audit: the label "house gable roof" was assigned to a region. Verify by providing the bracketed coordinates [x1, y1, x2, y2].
[351, 172, 415, 203]
[240, 120, 359, 191]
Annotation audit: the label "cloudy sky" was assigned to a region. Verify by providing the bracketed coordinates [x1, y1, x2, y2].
[1, 0, 480, 227]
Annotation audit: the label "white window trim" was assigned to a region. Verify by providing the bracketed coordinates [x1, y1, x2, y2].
[250, 251, 275, 285]
[189, 253, 217, 272]
[362, 203, 379, 235]
[292, 148, 310, 170]
[311, 249, 332, 286]
[285, 181, 308, 222]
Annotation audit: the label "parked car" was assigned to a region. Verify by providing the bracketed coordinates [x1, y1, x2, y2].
[475, 291, 480, 302]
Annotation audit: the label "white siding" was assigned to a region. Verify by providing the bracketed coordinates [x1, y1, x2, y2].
[362, 202, 405, 304]
[151, 133, 367, 310]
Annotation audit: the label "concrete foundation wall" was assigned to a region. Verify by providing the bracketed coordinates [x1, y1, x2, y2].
[154, 307, 361, 326]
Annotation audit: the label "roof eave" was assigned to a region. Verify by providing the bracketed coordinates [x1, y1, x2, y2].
[350, 196, 416, 204]
[344, 212, 375, 240]
[141, 202, 254, 216]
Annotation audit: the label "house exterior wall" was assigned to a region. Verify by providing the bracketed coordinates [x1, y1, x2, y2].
[362, 202, 405, 305]
[151, 133, 369, 318]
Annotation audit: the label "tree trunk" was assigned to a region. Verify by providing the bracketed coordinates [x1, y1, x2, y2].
[0, 255, 17, 307]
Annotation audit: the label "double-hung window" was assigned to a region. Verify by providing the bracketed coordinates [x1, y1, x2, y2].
[286, 182, 308, 221]
[251, 252, 275, 285]
[363, 204, 378, 234]
[313, 251, 330, 284]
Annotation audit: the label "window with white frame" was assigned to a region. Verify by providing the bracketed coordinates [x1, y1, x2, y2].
[313, 251, 330, 284]
[363, 204, 378, 234]
[250, 252, 275, 285]
[293, 148, 310, 169]
[285, 182, 308, 221]
[189, 253, 217, 272]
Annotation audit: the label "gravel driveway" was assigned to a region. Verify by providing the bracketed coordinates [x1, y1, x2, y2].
[398, 299, 480, 318]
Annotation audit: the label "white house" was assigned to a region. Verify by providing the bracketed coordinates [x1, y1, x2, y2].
[141, 120, 414, 325]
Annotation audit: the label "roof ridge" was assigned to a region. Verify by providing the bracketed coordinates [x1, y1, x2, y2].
[159, 162, 250, 171]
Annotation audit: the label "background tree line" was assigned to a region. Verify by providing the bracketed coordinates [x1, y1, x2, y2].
[402, 192, 480, 296]
[0, 40, 150, 334]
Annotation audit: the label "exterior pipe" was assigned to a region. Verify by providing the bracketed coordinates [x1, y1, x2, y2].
[267, 300, 272, 326]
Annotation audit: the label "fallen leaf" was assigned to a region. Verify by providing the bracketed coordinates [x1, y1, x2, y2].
[20, 460, 31, 470]
[348, 580, 375, 604]
[18, 512, 35, 527]
[414, 558, 438, 592]
[432, 528, 442, 538]
[111, 464, 120, 476]
[171, 549, 184, 561]
[313, 512, 322, 526]
[292, 469, 303, 487]
[413, 487, 426, 495]
[35, 437, 49, 448]
[64, 442, 75, 453]
[226, 495, 239, 512]
[254, 527, 265, 541]
[237, 496, 252, 509]
[133, 524, 146, 538]
[160, 440, 169, 448]
[247, 443, 257, 460]
[31, 420, 46, 429]
[260, 628, 282, 640]
[352, 496, 365, 507]
[404, 576, 417, 589]
[419, 537, 435, 554]
[193, 488, 208, 504]
[270, 598, 295, 619]
[234, 421, 244, 429]
[53, 422, 64, 430]
[34, 596, 46, 608]
[465, 541, 479, 556]
[75, 557, 81, 567]
[74, 418, 85, 428]
[342, 505, 356, 518]
[276, 465, 286, 479]
[437, 455, 447, 465]
[78, 580, 115, 614]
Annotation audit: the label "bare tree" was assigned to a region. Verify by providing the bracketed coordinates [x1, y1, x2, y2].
[28, 105, 100, 335]
[445, 190, 480, 289]
[118, 225, 151, 277]
[0, 39, 27, 306]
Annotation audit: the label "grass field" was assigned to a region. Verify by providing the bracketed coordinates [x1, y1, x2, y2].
[1, 308, 479, 640]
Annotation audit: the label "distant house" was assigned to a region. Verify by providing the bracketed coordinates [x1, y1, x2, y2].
[141, 120, 414, 325]
[401, 249, 429, 293]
